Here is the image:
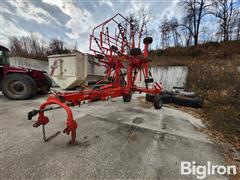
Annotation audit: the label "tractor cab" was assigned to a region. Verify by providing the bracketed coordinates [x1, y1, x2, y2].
[0, 45, 10, 66]
[0, 45, 10, 83]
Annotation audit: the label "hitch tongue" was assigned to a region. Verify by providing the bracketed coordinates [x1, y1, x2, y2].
[28, 106, 62, 120]
[33, 121, 42, 127]
[33, 116, 49, 128]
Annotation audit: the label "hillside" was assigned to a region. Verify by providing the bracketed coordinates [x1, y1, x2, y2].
[150, 40, 240, 66]
[151, 41, 240, 176]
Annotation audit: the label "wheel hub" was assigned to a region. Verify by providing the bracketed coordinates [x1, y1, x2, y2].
[8, 80, 27, 95]
[13, 83, 24, 92]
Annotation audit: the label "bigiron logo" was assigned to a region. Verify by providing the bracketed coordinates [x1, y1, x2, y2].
[180, 161, 237, 179]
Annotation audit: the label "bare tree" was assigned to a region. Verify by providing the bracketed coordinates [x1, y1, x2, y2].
[48, 39, 71, 55]
[128, 8, 153, 48]
[159, 17, 171, 49]
[232, 9, 240, 40]
[10, 35, 48, 60]
[211, 0, 239, 41]
[9, 36, 74, 60]
[180, 0, 211, 46]
[236, 15, 240, 40]
[169, 18, 182, 46]
[181, 14, 194, 46]
[159, 17, 182, 48]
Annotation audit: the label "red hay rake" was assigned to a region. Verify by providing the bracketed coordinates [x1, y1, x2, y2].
[28, 13, 163, 144]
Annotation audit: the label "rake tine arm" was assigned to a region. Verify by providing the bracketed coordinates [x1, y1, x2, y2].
[33, 96, 78, 144]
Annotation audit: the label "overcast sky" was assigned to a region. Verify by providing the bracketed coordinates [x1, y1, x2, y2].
[0, 0, 239, 52]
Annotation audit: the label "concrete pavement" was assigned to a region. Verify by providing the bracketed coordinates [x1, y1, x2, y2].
[0, 94, 228, 179]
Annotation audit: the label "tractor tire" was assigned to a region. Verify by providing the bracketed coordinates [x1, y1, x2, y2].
[143, 37, 153, 45]
[38, 75, 52, 94]
[44, 74, 52, 91]
[123, 93, 132, 102]
[130, 48, 142, 56]
[172, 95, 203, 108]
[1, 73, 37, 100]
[153, 95, 163, 109]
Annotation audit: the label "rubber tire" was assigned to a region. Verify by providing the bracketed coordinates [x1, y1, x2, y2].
[172, 86, 185, 93]
[162, 94, 172, 104]
[146, 94, 154, 102]
[44, 74, 52, 91]
[120, 78, 127, 87]
[143, 37, 153, 45]
[95, 54, 104, 59]
[1, 73, 37, 100]
[130, 48, 141, 56]
[172, 95, 203, 108]
[145, 78, 154, 84]
[153, 95, 163, 109]
[110, 45, 118, 52]
[123, 93, 132, 102]
[179, 91, 196, 97]
[146, 93, 172, 104]
[38, 75, 52, 94]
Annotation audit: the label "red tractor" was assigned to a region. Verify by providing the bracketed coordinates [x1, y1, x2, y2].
[28, 13, 163, 144]
[0, 45, 52, 100]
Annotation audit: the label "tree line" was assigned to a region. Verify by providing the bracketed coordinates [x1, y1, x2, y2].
[9, 35, 76, 60]
[126, 0, 239, 49]
[159, 0, 240, 48]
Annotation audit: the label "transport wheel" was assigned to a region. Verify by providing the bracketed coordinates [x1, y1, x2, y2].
[145, 94, 154, 102]
[172, 95, 203, 108]
[130, 48, 142, 56]
[153, 95, 163, 109]
[110, 45, 118, 52]
[1, 73, 37, 100]
[123, 93, 132, 102]
[143, 37, 153, 45]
